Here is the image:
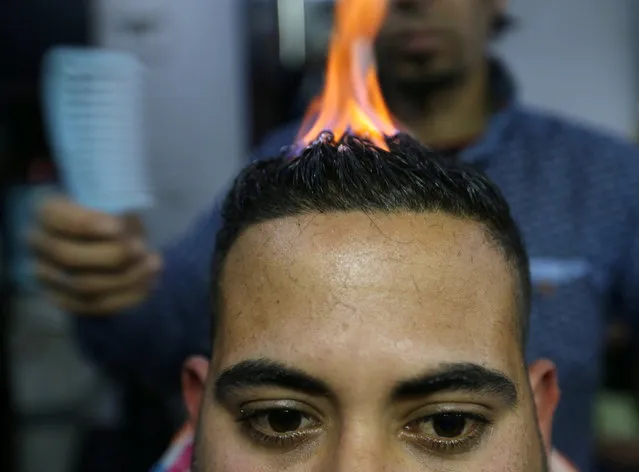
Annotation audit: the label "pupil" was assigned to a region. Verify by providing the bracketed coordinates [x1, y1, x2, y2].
[432, 413, 466, 438]
[267, 409, 303, 433]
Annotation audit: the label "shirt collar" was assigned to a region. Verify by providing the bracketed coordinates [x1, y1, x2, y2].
[461, 57, 520, 164]
[490, 57, 517, 110]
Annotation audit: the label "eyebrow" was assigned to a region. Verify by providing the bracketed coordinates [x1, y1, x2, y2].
[392, 363, 518, 407]
[214, 359, 517, 407]
[214, 358, 331, 402]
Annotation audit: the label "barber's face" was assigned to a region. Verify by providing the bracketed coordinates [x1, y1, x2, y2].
[191, 212, 556, 471]
[376, 0, 506, 86]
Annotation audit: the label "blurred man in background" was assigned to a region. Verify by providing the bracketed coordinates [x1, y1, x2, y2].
[30, 1, 639, 471]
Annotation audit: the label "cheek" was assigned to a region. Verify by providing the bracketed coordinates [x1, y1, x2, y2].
[198, 404, 289, 472]
[198, 427, 264, 472]
[479, 420, 542, 471]
[211, 451, 260, 472]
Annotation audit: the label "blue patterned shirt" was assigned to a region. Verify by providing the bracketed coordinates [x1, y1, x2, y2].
[76, 62, 639, 472]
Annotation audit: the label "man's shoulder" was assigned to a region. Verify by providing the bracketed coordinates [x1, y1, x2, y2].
[512, 106, 639, 166]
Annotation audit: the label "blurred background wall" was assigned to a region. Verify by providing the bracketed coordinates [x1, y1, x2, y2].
[497, 0, 637, 137]
[93, 0, 248, 247]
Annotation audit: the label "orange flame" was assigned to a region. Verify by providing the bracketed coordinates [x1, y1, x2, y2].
[296, 0, 398, 150]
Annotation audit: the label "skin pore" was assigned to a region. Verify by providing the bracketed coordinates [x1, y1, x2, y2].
[375, 0, 507, 145]
[185, 212, 558, 471]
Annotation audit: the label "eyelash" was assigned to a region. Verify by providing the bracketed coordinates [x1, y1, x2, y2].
[406, 412, 492, 453]
[237, 408, 492, 453]
[236, 408, 319, 449]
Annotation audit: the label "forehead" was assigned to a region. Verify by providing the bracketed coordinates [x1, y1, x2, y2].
[216, 212, 521, 380]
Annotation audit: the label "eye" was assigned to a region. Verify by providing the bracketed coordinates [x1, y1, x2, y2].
[238, 407, 322, 448]
[403, 412, 490, 454]
[250, 409, 313, 434]
[424, 412, 477, 438]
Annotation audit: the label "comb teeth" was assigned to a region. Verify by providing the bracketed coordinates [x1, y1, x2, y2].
[42, 47, 153, 214]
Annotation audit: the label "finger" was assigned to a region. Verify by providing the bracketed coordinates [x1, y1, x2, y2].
[37, 196, 123, 239]
[35, 254, 162, 296]
[48, 286, 153, 316]
[29, 230, 147, 270]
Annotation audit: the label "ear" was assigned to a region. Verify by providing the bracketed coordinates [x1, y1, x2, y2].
[182, 356, 210, 427]
[528, 359, 561, 452]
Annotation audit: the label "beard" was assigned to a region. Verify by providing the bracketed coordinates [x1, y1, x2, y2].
[375, 44, 469, 100]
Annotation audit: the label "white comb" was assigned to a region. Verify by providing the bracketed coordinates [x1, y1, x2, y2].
[42, 46, 153, 214]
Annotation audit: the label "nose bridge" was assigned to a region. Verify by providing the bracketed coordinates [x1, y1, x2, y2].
[393, 0, 434, 11]
[390, 0, 434, 22]
[330, 420, 391, 472]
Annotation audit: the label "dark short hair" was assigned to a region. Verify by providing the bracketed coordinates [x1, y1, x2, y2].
[211, 133, 530, 346]
[492, 12, 515, 38]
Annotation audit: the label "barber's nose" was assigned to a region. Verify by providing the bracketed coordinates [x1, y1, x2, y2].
[330, 429, 392, 472]
[393, 0, 433, 13]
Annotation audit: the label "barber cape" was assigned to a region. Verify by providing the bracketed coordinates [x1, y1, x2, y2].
[151, 426, 193, 472]
[152, 425, 579, 472]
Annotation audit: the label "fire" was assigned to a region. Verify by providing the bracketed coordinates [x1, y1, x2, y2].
[296, 0, 398, 150]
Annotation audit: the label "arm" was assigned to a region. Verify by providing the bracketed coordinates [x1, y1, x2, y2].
[74, 207, 220, 390]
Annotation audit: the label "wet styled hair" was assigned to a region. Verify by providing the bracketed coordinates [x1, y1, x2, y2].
[210, 133, 530, 347]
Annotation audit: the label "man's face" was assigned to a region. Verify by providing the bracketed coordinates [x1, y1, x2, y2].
[376, 0, 506, 87]
[195, 212, 548, 471]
